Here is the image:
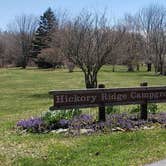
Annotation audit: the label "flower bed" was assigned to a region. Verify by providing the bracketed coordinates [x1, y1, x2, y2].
[16, 110, 166, 135]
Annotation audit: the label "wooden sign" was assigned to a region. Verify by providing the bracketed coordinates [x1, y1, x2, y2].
[49, 86, 166, 110]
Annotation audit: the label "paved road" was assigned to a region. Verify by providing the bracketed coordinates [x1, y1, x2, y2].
[145, 159, 166, 166]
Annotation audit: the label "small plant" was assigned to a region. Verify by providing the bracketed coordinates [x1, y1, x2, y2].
[42, 109, 82, 125]
[130, 105, 140, 114]
[17, 117, 46, 133]
[106, 106, 120, 114]
[148, 103, 158, 114]
[69, 114, 94, 133]
[130, 104, 158, 114]
[58, 119, 69, 128]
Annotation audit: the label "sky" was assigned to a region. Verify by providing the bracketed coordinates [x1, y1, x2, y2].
[0, 0, 166, 30]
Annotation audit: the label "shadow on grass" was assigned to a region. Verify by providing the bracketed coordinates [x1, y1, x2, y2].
[30, 93, 51, 99]
[101, 69, 160, 76]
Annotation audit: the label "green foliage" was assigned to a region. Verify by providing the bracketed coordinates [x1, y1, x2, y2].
[42, 109, 82, 125]
[106, 106, 120, 114]
[129, 104, 158, 114]
[130, 105, 140, 113]
[148, 103, 158, 114]
[32, 7, 57, 68]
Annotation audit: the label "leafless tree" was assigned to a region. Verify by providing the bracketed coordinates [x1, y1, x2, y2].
[149, 6, 166, 75]
[8, 14, 38, 68]
[121, 14, 144, 71]
[0, 32, 6, 67]
[137, 4, 166, 74]
[61, 11, 125, 88]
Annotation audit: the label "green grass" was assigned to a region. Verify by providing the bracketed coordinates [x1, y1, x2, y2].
[0, 66, 166, 166]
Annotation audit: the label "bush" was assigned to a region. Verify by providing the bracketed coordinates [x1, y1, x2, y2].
[65, 61, 75, 72]
[36, 48, 63, 69]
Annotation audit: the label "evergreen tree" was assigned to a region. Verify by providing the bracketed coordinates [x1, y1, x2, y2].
[32, 7, 57, 68]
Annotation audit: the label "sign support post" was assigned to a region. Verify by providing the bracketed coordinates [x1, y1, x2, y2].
[140, 82, 148, 120]
[98, 84, 106, 122]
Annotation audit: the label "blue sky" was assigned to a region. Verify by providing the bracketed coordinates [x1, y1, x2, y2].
[0, 0, 166, 30]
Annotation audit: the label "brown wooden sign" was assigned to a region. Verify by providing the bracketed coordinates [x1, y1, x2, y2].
[49, 86, 166, 110]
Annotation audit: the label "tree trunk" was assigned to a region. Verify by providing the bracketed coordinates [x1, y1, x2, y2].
[159, 62, 164, 75]
[136, 64, 140, 71]
[154, 63, 158, 73]
[127, 64, 134, 72]
[22, 56, 27, 69]
[85, 73, 97, 89]
[164, 65, 166, 76]
[112, 65, 115, 72]
[147, 63, 152, 72]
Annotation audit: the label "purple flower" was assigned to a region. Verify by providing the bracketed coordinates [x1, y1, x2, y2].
[17, 117, 44, 129]
[58, 119, 69, 128]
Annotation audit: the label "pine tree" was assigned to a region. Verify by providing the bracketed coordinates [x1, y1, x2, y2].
[32, 7, 57, 68]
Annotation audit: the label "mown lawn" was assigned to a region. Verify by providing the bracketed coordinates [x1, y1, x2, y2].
[0, 66, 166, 166]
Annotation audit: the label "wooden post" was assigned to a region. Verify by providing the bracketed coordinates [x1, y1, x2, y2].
[98, 84, 106, 122]
[140, 82, 148, 120]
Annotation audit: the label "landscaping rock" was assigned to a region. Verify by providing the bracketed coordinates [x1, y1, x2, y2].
[142, 126, 155, 130]
[80, 129, 94, 134]
[116, 127, 126, 132]
[51, 128, 68, 134]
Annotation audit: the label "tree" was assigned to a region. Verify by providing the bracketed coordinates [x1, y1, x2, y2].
[121, 32, 144, 72]
[137, 4, 166, 73]
[121, 14, 144, 72]
[0, 32, 6, 67]
[0, 31, 22, 67]
[8, 14, 37, 68]
[137, 5, 156, 72]
[62, 12, 125, 88]
[32, 7, 58, 68]
[150, 6, 166, 75]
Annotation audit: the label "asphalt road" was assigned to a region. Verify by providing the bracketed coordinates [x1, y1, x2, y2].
[145, 159, 166, 166]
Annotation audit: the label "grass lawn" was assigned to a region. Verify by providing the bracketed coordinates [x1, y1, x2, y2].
[0, 66, 166, 166]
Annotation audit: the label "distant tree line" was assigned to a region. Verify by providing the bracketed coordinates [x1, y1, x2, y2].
[0, 4, 166, 87]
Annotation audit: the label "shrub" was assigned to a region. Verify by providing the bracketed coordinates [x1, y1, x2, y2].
[65, 61, 75, 72]
[37, 48, 63, 69]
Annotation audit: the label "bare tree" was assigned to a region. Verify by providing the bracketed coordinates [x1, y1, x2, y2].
[0, 32, 6, 67]
[8, 14, 38, 68]
[137, 4, 156, 72]
[61, 11, 125, 88]
[137, 4, 166, 74]
[150, 6, 166, 75]
[121, 14, 144, 71]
